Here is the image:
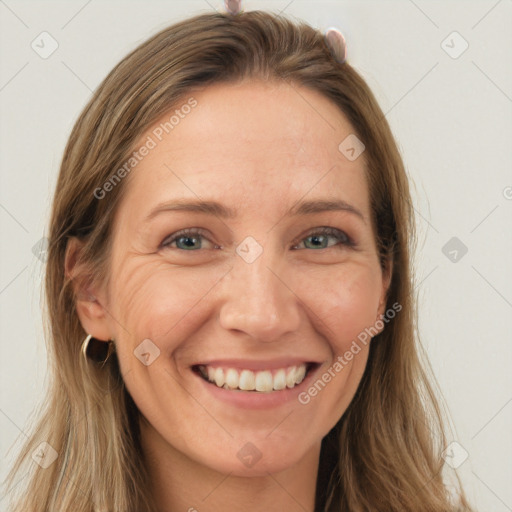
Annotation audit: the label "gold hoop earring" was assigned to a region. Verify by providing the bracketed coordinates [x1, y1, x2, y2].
[81, 334, 115, 365]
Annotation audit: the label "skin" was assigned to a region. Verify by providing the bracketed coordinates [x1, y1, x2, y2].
[69, 79, 391, 512]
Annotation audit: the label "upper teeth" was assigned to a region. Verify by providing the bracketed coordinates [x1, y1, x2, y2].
[198, 364, 308, 392]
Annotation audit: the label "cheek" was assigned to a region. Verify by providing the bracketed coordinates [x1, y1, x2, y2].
[296, 262, 383, 352]
[291, 263, 381, 427]
[108, 259, 230, 349]
[106, 262, 227, 419]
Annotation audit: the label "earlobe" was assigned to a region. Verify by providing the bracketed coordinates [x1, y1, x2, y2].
[65, 237, 112, 341]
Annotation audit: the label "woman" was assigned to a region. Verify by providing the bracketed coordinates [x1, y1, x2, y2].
[4, 6, 474, 512]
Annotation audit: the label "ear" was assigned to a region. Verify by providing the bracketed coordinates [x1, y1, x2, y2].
[65, 237, 112, 341]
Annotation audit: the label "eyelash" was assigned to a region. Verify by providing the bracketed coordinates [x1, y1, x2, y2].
[160, 227, 355, 251]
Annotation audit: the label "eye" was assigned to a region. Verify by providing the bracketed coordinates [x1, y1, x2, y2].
[160, 228, 217, 251]
[292, 227, 355, 250]
[160, 226, 355, 252]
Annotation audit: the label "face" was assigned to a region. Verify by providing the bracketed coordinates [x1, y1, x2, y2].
[78, 80, 390, 477]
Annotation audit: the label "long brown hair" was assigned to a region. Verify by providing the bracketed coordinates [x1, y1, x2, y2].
[4, 10, 474, 511]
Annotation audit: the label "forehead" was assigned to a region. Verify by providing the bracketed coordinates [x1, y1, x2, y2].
[118, 79, 369, 219]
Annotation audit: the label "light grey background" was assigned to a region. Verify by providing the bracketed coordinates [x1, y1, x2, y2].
[1, 1, 511, 510]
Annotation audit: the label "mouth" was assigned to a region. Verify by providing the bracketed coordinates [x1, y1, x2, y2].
[192, 362, 319, 393]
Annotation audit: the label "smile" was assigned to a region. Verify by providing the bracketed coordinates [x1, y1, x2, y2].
[194, 363, 314, 392]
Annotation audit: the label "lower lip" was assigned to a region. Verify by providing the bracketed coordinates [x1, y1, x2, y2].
[192, 364, 320, 409]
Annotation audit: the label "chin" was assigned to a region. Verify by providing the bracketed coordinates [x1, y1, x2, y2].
[198, 435, 317, 477]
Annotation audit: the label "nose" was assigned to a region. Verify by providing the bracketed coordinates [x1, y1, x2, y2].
[218, 251, 301, 343]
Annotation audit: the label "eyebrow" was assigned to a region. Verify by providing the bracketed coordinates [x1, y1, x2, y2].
[144, 198, 365, 223]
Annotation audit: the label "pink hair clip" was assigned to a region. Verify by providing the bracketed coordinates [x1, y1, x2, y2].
[225, 0, 242, 15]
[325, 27, 347, 64]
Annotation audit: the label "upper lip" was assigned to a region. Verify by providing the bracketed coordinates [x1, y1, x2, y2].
[192, 358, 321, 371]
